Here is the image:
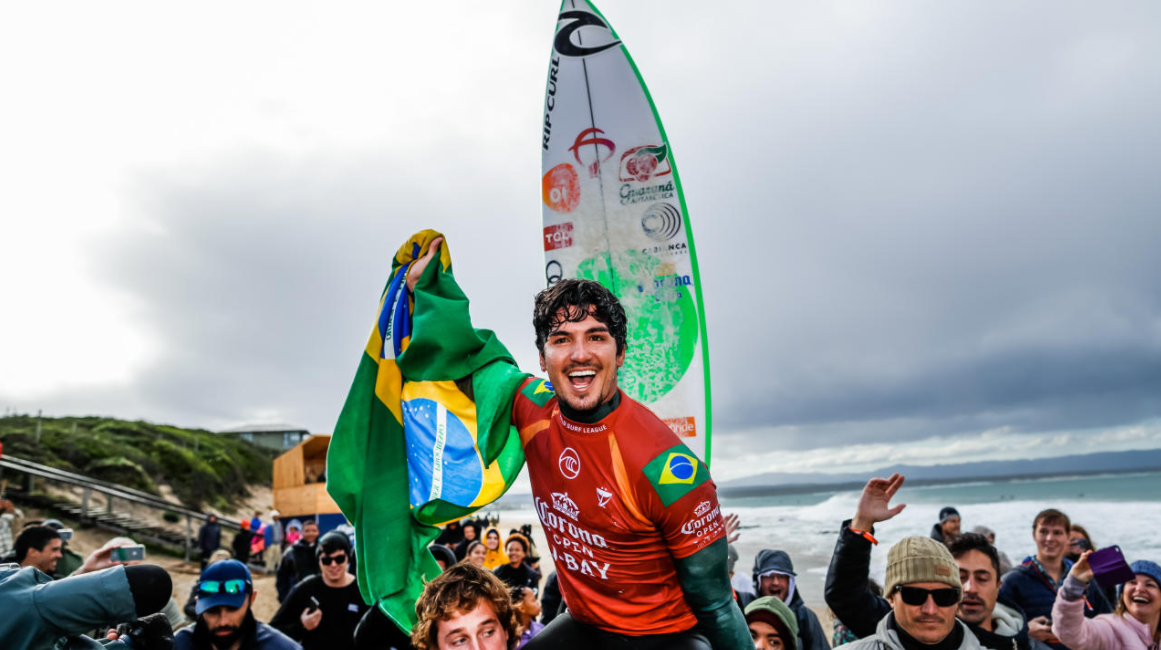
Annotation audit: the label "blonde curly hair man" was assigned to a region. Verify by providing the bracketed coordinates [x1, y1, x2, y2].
[413, 562, 519, 650]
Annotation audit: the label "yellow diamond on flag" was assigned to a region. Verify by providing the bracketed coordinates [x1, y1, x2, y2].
[658, 452, 698, 485]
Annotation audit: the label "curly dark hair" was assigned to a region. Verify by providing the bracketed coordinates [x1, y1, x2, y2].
[412, 562, 519, 650]
[533, 279, 627, 354]
[946, 532, 1001, 576]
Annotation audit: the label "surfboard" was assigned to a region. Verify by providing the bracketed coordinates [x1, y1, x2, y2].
[540, 0, 712, 462]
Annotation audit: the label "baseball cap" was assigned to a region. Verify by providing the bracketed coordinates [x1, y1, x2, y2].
[195, 559, 252, 615]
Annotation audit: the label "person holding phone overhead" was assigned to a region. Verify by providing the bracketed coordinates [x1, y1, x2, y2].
[271, 532, 368, 650]
[998, 509, 1111, 649]
[1052, 552, 1161, 650]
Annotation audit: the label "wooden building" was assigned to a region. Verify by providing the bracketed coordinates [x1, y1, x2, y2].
[272, 435, 345, 532]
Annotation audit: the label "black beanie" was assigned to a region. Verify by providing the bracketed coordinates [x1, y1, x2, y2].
[318, 531, 352, 557]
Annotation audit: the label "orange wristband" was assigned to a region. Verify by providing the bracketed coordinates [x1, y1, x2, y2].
[849, 527, 878, 545]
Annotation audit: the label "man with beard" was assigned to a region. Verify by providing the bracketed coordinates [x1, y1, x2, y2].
[403, 238, 748, 650]
[948, 533, 1051, 650]
[825, 474, 1048, 650]
[175, 559, 299, 650]
[931, 508, 962, 544]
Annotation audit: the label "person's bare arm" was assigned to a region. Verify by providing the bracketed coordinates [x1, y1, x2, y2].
[406, 237, 443, 293]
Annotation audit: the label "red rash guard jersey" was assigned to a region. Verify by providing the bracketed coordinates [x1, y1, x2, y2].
[512, 378, 725, 636]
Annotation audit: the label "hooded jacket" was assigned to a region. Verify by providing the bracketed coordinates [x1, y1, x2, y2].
[482, 527, 509, 571]
[749, 550, 829, 650]
[844, 614, 983, 650]
[1051, 574, 1155, 650]
[931, 524, 948, 544]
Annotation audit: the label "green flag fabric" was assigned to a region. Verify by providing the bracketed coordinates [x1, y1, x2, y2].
[326, 230, 528, 633]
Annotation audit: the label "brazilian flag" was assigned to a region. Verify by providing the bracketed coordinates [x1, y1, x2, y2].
[326, 230, 528, 633]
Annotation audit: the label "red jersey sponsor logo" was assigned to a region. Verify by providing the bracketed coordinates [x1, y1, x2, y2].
[559, 414, 608, 434]
[681, 502, 723, 538]
[559, 447, 581, 479]
[552, 491, 580, 520]
[662, 416, 697, 438]
[595, 487, 612, 507]
[535, 495, 612, 580]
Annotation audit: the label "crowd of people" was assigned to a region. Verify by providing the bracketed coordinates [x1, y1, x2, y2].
[7, 478, 1156, 650]
[3, 251, 1159, 650]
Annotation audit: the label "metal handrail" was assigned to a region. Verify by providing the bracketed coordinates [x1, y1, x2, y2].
[0, 455, 242, 529]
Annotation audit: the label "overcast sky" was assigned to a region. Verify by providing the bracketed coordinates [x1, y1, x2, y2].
[3, 1, 1160, 482]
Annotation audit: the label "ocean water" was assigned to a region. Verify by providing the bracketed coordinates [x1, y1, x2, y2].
[721, 471, 1161, 607]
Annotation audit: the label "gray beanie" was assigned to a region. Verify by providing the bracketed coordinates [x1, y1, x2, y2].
[885, 536, 961, 595]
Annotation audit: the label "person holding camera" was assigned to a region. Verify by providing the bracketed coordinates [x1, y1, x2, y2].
[270, 531, 368, 650]
[1051, 553, 1161, 650]
[2, 553, 174, 650]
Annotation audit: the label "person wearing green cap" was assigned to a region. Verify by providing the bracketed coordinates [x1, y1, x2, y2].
[844, 535, 981, 650]
[745, 596, 799, 650]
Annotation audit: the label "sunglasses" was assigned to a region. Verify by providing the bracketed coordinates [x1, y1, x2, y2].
[199, 579, 250, 595]
[1070, 538, 1091, 551]
[895, 585, 960, 608]
[320, 552, 348, 566]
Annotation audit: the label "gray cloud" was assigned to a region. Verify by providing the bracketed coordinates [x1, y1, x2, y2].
[7, 2, 1161, 474]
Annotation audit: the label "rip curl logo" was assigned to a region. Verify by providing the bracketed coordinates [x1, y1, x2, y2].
[596, 487, 612, 508]
[559, 447, 581, 479]
[551, 492, 580, 520]
[554, 11, 622, 58]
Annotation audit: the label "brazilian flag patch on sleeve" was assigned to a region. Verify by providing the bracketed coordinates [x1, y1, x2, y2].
[519, 378, 556, 408]
[642, 444, 710, 507]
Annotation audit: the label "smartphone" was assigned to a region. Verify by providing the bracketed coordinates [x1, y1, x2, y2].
[57, 528, 73, 542]
[112, 545, 146, 563]
[1089, 545, 1135, 588]
[308, 596, 320, 613]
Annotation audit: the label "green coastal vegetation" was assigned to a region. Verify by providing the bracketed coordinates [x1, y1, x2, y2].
[0, 415, 274, 511]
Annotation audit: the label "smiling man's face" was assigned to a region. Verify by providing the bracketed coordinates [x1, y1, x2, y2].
[539, 308, 624, 412]
[1034, 521, 1069, 562]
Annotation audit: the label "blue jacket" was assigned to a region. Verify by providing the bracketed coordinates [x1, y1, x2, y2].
[0, 563, 138, 650]
[175, 617, 301, 650]
[998, 559, 1111, 650]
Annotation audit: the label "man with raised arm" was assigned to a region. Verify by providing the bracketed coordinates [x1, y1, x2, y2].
[824, 474, 1049, 650]
[404, 236, 748, 650]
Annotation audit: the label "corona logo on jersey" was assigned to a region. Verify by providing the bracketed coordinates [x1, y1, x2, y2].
[643, 444, 710, 507]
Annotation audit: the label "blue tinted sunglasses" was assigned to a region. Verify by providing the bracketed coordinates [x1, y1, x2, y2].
[198, 579, 250, 595]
